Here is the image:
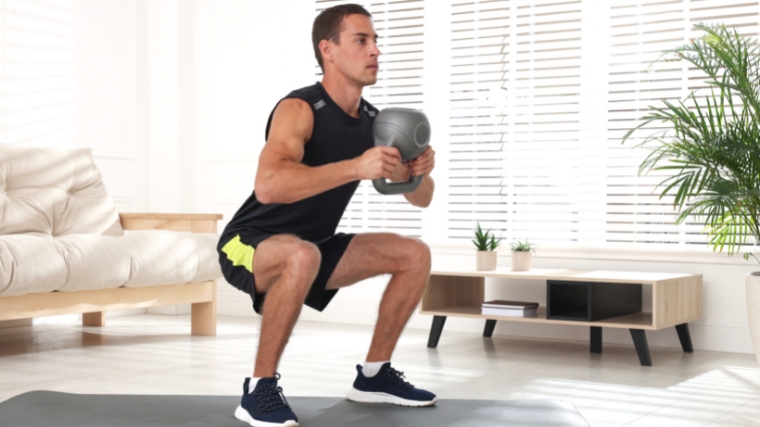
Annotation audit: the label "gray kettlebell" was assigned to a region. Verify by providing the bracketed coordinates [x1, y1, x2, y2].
[372, 107, 431, 194]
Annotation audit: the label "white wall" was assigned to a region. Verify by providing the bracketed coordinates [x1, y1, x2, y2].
[73, 1, 136, 204]
[0, 0, 185, 212]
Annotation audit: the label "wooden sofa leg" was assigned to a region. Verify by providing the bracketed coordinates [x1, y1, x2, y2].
[83, 312, 106, 327]
[191, 300, 216, 336]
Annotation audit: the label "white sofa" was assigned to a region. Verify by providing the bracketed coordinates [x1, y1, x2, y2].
[0, 146, 222, 335]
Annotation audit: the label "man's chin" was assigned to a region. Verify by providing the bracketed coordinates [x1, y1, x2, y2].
[346, 72, 377, 88]
[363, 75, 378, 87]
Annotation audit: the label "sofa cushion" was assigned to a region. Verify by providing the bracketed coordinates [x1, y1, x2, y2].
[0, 234, 69, 296]
[120, 230, 221, 289]
[56, 234, 133, 292]
[0, 231, 222, 296]
[0, 147, 123, 237]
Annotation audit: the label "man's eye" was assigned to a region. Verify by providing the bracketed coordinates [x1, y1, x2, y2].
[358, 39, 365, 43]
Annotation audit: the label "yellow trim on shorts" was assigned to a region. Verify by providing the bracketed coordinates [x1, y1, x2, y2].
[221, 234, 255, 273]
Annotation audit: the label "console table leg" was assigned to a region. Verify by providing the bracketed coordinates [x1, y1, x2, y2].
[590, 326, 602, 354]
[427, 316, 447, 348]
[630, 329, 652, 366]
[675, 323, 694, 353]
[483, 319, 497, 338]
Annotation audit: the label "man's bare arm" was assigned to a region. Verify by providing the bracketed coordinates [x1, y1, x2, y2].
[254, 99, 401, 204]
[389, 165, 434, 208]
[405, 175, 434, 207]
[388, 146, 435, 208]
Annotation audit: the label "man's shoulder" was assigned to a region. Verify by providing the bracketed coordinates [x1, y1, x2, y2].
[284, 83, 322, 104]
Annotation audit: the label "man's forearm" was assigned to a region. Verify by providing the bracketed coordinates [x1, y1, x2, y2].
[256, 159, 358, 204]
[404, 175, 434, 208]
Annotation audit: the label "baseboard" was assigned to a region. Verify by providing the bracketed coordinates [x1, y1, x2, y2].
[105, 308, 148, 318]
[0, 319, 32, 329]
[146, 304, 191, 315]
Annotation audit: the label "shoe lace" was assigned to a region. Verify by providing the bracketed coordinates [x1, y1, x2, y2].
[254, 374, 291, 412]
[382, 366, 414, 390]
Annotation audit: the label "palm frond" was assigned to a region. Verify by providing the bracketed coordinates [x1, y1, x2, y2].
[624, 23, 760, 257]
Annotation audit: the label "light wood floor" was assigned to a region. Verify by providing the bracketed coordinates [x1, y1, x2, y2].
[1, 314, 758, 427]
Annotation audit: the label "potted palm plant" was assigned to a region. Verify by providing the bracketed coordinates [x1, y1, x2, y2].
[623, 24, 760, 365]
[510, 240, 536, 271]
[473, 223, 501, 270]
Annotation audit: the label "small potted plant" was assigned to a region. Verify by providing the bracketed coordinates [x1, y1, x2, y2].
[510, 240, 535, 271]
[472, 223, 501, 270]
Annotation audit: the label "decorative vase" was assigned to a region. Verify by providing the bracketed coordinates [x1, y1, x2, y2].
[476, 250, 497, 271]
[511, 251, 532, 271]
[747, 273, 760, 367]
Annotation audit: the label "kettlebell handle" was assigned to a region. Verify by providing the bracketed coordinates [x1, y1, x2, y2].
[372, 133, 423, 195]
[373, 175, 423, 195]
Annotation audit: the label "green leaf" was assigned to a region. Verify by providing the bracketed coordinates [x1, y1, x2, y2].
[473, 222, 497, 250]
[626, 23, 760, 256]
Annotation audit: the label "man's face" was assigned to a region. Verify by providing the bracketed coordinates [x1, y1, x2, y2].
[328, 14, 381, 86]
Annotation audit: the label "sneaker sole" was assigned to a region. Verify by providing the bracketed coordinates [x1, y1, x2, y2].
[234, 405, 298, 427]
[346, 388, 437, 407]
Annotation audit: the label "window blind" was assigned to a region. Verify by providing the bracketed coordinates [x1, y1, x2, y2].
[0, 0, 74, 146]
[445, 0, 760, 249]
[607, 0, 760, 247]
[315, 0, 425, 237]
[448, 0, 584, 244]
[448, 1, 511, 241]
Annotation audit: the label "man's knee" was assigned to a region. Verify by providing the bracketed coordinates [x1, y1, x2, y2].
[285, 241, 321, 284]
[397, 237, 431, 275]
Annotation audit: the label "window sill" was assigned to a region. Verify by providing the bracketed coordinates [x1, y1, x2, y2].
[429, 243, 760, 267]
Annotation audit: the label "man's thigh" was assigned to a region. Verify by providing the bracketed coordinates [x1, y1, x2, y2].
[324, 233, 429, 290]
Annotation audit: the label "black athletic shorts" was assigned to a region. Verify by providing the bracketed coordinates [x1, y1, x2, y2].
[217, 231, 355, 315]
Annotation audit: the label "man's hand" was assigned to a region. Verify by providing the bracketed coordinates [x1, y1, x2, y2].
[404, 146, 435, 177]
[353, 146, 402, 180]
[404, 146, 435, 208]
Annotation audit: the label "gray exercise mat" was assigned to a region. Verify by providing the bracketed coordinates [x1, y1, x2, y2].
[0, 391, 590, 427]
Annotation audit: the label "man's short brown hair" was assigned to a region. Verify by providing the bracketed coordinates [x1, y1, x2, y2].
[312, 4, 372, 71]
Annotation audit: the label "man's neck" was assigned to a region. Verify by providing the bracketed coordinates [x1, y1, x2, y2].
[321, 75, 364, 118]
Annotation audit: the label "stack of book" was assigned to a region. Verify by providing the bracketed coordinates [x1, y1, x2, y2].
[481, 300, 539, 317]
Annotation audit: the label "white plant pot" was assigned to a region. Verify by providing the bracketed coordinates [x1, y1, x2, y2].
[476, 250, 497, 271]
[511, 251, 532, 271]
[747, 273, 760, 367]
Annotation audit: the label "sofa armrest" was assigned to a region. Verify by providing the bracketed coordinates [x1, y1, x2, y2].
[120, 213, 223, 233]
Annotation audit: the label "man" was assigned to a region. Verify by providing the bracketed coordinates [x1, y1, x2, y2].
[217, 4, 437, 426]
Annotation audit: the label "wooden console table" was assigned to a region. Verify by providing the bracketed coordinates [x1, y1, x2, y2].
[420, 268, 703, 366]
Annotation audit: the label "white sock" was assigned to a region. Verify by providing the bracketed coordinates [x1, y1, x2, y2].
[362, 361, 389, 378]
[248, 377, 262, 393]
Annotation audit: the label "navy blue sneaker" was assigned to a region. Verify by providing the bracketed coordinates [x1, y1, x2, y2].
[234, 374, 299, 427]
[346, 362, 437, 407]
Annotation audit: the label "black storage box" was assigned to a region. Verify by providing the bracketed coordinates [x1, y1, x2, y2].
[546, 280, 642, 321]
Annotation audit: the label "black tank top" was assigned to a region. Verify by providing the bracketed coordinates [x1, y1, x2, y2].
[220, 82, 378, 245]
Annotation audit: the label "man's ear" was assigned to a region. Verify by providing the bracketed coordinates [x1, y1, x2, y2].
[319, 39, 333, 65]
